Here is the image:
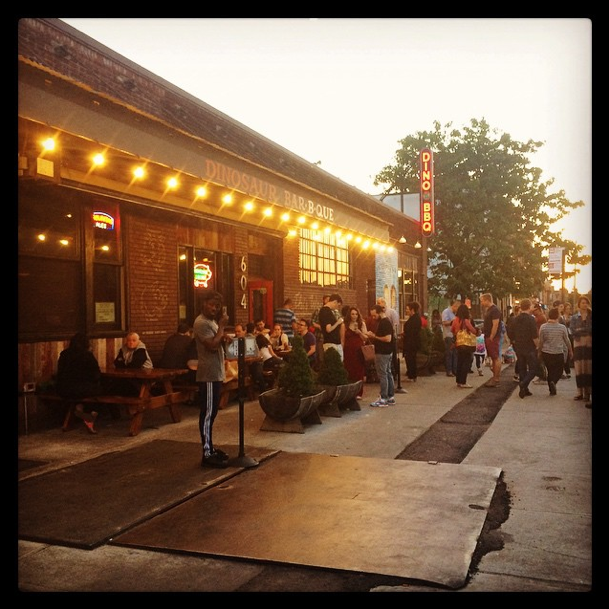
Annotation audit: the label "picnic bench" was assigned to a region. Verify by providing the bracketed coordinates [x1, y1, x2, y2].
[40, 367, 189, 437]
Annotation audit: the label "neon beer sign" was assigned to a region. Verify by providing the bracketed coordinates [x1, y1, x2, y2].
[93, 211, 115, 230]
[194, 262, 213, 288]
[419, 148, 434, 237]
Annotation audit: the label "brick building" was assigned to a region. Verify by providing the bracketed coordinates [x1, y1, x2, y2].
[18, 18, 425, 430]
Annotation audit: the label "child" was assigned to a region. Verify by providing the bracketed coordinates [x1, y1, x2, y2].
[474, 332, 486, 376]
[503, 344, 516, 364]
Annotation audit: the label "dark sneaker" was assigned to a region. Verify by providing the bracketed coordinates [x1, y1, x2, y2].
[202, 453, 229, 468]
[549, 381, 557, 396]
[213, 448, 230, 461]
[519, 384, 527, 399]
[386, 397, 396, 405]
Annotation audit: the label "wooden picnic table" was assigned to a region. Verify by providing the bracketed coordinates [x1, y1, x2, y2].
[93, 366, 189, 436]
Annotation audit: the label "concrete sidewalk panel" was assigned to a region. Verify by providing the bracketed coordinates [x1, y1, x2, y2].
[478, 508, 592, 588]
[113, 452, 501, 589]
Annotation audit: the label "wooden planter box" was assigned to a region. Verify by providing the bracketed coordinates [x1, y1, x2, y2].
[258, 388, 327, 433]
[317, 381, 363, 417]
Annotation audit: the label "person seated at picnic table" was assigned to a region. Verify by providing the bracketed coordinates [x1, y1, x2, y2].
[234, 323, 267, 393]
[56, 332, 102, 434]
[158, 322, 193, 369]
[158, 322, 194, 385]
[253, 318, 270, 336]
[269, 323, 290, 351]
[255, 330, 285, 375]
[109, 331, 154, 398]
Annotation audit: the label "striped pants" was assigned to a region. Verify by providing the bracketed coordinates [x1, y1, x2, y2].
[198, 380, 222, 458]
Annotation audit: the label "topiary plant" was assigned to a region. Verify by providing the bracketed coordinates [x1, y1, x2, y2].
[277, 334, 315, 397]
[315, 344, 349, 386]
[419, 326, 435, 355]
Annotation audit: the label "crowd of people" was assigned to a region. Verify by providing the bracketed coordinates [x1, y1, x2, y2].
[54, 288, 592, 457]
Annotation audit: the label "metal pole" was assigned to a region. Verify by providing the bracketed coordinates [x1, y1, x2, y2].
[395, 355, 407, 393]
[231, 337, 258, 468]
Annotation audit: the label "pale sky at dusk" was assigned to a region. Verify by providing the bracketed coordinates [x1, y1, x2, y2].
[61, 18, 592, 294]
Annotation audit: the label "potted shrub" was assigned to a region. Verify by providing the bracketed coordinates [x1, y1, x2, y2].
[315, 346, 363, 417]
[258, 335, 326, 433]
[417, 325, 443, 375]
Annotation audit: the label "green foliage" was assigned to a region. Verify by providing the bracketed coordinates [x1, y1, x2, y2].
[277, 335, 315, 397]
[374, 118, 587, 300]
[315, 345, 349, 386]
[418, 326, 435, 355]
[431, 326, 445, 354]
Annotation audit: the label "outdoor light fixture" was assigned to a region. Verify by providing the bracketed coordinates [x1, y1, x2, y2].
[399, 236, 407, 244]
[414, 241, 422, 249]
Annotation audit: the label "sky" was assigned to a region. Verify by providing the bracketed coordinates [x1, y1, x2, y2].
[61, 17, 592, 295]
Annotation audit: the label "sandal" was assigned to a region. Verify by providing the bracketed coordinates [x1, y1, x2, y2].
[573, 395, 584, 401]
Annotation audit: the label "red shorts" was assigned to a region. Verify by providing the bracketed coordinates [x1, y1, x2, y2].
[485, 336, 500, 360]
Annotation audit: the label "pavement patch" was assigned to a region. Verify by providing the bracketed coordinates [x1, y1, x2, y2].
[112, 451, 500, 589]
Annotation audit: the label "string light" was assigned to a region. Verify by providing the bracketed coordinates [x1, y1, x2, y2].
[35, 135, 402, 253]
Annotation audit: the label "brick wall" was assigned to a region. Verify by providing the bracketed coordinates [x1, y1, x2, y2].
[125, 214, 179, 362]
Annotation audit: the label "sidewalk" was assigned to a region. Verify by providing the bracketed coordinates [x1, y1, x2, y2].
[17, 366, 592, 593]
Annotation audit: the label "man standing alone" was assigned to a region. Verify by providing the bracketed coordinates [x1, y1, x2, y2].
[194, 291, 230, 468]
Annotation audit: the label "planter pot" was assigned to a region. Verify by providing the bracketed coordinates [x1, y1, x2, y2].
[416, 350, 443, 375]
[258, 388, 326, 433]
[317, 381, 362, 417]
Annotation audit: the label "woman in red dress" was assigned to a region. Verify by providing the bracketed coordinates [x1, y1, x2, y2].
[342, 306, 369, 398]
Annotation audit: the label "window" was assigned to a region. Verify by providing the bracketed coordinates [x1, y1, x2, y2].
[178, 246, 234, 325]
[91, 201, 123, 331]
[398, 253, 420, 319]
[18, 183, 124, 340]
[298, 228, 351, 289]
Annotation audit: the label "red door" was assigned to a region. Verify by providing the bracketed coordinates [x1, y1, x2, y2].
[248, 280, 274, 328]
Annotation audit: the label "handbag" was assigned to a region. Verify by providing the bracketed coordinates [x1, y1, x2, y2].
[456, 326, 477, 348]
[361, 343, 376, 362]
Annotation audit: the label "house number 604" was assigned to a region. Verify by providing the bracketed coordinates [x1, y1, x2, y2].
[240, 256, 247, 307]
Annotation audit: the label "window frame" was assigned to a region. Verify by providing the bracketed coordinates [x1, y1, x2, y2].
[298, 228, 352, 289]
[18, 183, 126, 342]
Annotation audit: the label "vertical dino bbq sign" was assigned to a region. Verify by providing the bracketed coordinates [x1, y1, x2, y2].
[419, 148, 434, 237]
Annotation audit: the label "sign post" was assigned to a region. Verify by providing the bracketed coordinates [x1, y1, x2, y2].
[231, 337, 259, 468]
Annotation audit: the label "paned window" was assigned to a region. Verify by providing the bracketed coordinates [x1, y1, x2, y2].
[298, 228, 351, 289]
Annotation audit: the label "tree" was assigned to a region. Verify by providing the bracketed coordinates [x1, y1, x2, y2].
[276, 335, 315, 397]
[374, 118, 587, 300]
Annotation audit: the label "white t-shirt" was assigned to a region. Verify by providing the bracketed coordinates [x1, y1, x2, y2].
[441, 307, 456, 339]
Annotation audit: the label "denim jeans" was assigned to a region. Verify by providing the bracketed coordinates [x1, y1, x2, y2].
[375, 353, 394, 400]
[515, 347, 539, 389]
[444, 336, 457, 374]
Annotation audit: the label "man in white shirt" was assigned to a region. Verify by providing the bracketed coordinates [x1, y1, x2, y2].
[442, 299, 461, 377]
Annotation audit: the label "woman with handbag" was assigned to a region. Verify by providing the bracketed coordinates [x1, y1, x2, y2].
[451, 304, 479, 388]
[343, 306, 368, 398]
